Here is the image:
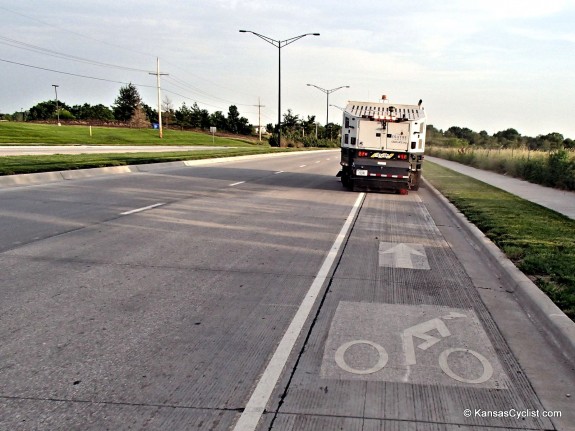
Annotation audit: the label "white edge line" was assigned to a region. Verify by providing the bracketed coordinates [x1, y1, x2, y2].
[120, 202, 165, 216]
[232, 192, 366, 431]
[229, 181, 246, 186]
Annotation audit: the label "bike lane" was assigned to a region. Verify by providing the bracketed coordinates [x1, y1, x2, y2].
[265, 191, 558, 430]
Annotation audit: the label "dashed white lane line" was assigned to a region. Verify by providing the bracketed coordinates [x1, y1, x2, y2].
[229, 181, 246, 186]
[299, 164, 307, 168]
[232, 192, 366, 431]
[120, 202, 165, 216]
[274, 171, 284, 174]
[315, 160, 321, 163]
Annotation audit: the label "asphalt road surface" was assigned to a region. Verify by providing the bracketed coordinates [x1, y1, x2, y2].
[0, 151, 573, 430]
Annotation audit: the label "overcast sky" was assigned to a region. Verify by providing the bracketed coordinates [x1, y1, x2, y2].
[1, 0, 574, 138]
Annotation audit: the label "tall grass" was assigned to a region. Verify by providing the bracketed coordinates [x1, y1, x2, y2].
[427, 147, 575, 191]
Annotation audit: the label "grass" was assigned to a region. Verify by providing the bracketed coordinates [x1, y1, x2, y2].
[424, 161, 575, 321]
[427, 146, 575, 191]
[0, 122, 258, 146]
[0, 148, 298, 176]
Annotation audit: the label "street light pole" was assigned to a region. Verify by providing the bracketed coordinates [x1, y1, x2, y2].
[52, 84, 60, 126]
[239, 30, 320, 147]
[306, 84, 349, 127]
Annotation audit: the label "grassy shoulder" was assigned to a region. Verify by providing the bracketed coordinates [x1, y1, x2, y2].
[427, 146, 575, 191]
[0, 147, 301, 176]
[424, 161, 575, 320]
[0, 122, 258, 146]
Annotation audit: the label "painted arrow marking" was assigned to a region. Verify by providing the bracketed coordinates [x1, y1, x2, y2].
[378, 242, 430, 270]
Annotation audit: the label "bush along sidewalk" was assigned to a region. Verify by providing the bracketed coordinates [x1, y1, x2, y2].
[427, 147, 575, 191]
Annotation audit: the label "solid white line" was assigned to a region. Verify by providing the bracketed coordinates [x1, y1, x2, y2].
[229, 181, 246, 186]
[232, 192, 366, 431]
[120, 202, 165, 216]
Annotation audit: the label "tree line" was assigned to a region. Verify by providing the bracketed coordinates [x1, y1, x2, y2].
[427, 125, 574, 151]
[1, 83, 254, 136]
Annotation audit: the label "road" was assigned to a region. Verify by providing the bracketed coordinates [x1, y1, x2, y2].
[0, 145, 235, 156]
[0, 151, 573, 430]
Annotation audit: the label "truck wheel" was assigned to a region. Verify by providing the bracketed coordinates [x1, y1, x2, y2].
[410, 172, 421, 191]
[341, 169, 353, 189]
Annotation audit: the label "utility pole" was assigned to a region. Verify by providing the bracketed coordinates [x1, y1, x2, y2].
[52, 84, 60, 126]
[254, 97, 265, 142]
[149, 58, 168, 138]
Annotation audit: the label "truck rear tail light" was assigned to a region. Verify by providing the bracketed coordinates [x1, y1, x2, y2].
[358, 151, 369, 157]
[397, 154, 408, 160]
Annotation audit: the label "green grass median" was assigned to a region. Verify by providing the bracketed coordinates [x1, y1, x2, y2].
[0, 122, 256, 146]
[424, 161, 575, 320]
[0, 148, 296, 176]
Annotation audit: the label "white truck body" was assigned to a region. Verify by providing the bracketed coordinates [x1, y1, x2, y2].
[338, 98, 427, 191]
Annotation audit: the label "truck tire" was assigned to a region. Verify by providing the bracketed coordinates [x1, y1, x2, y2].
[410, 171, 421, 191]
[341, 168, 353, 190]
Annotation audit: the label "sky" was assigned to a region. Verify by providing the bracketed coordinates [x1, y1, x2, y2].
[1, 0, 575, 138]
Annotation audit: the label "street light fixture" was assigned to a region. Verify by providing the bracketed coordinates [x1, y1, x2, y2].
[306, 84, 349, 127]
[52, 84, 60, 126]
[239, 30, 320, 147]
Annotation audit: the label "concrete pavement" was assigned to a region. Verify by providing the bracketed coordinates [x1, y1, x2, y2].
[426, 156, 575, 220]
[0, 151, 573, 430]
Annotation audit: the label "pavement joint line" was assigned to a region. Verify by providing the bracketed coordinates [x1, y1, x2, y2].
[120, 202, 165, 216]
[229, 181, 246, 187]
[2, 254, 323, 279]
[0, 395, 245, 413]
[231, 192, 366, 431]
[423, 177, 575, 366]
[270, 411, 541, 430]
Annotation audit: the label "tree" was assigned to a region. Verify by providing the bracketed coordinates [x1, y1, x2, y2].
[70, 103, 114, 121]
[226, 105, 241, 133]
[141, 103, 157, 124]
[282, 109, 300, 131]
[162, 96, 174, 127]
[175, 103, 191, 127]
[28, 100, 71, 121]
[209, 111, 227, 131]
[113, 83, 141, 121]
[129, 105, 149, 128]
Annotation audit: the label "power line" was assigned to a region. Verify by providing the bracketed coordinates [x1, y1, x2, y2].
[0, 5, 155, 59]
[0, 57, 155, 89]
[164, 75, 253, 107]
[0, 35, 153, 73]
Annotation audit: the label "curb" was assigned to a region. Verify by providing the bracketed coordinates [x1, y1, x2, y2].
[423, 177, 575, 364]
[0, 150, 336, 188]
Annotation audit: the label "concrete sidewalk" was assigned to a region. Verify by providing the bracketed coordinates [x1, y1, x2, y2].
[426, 156, 575, 220]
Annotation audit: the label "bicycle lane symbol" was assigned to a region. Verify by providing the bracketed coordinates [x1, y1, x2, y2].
[321, 302, 508, 389]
